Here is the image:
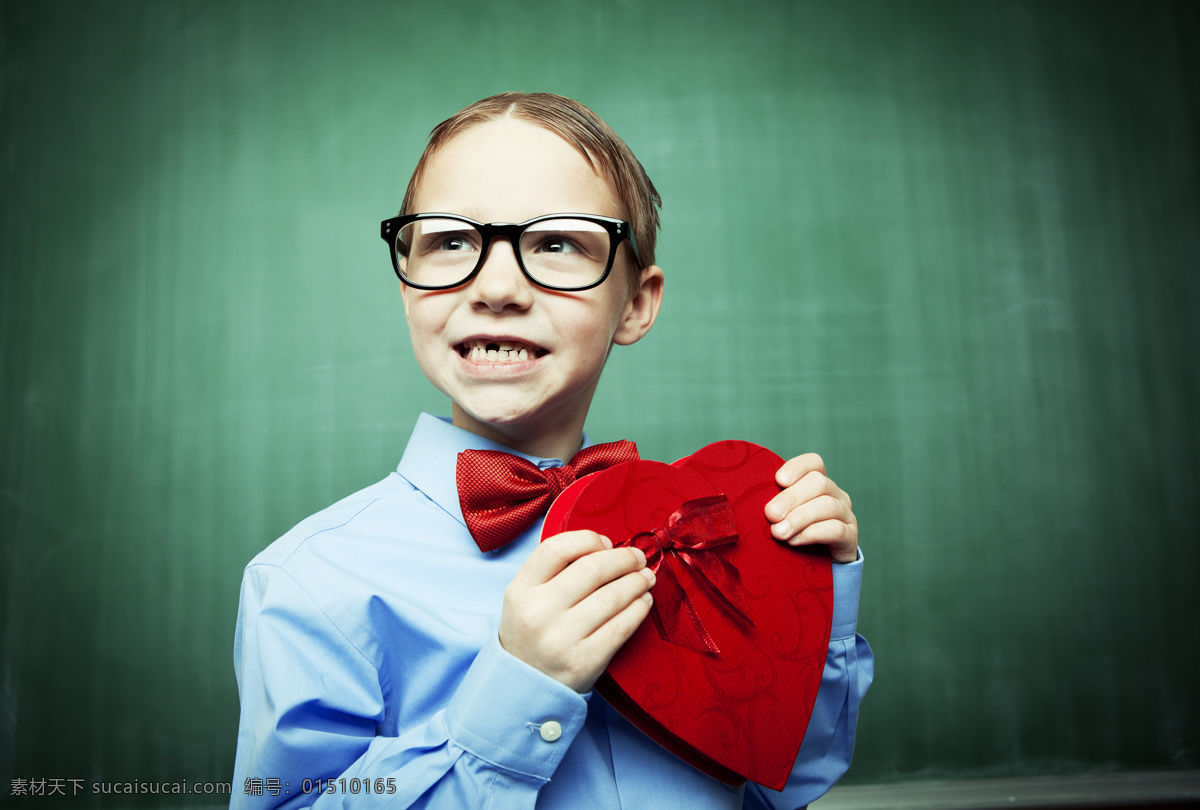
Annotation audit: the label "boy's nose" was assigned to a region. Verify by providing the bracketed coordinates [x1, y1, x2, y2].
[469, 237, 535, 312]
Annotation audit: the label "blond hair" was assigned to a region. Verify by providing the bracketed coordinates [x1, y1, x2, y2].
[400, 92, 662, 283]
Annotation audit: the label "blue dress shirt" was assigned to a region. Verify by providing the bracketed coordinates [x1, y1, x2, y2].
[232, 414, 873, 809]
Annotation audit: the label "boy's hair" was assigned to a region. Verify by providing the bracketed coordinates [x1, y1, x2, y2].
[400, 92, 662, 285]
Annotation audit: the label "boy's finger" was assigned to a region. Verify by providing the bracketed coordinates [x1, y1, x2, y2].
[572, 567, 656, 639]
[765, 469, 849, 523]
[551, 546, 647, 605]
[773, 452, 826, 488]
[515, 530, 613, 587]
[580, 585, 654, 667]
[770, 494, 851, 542]
[786, 517, 859, 563]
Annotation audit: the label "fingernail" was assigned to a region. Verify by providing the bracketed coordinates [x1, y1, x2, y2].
[600, 535, 613, 549]
[633, 547, 646, 565]
[640, 567, 656, 585]
[641, 591, 654, 605]
[776, 520, 791, 537]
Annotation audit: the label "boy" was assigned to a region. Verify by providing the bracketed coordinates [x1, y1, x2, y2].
[232, 92, 872, 809]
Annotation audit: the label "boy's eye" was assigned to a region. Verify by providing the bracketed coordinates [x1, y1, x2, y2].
[402, 218, 483, 258]
[437, 234, 477, 252]
[521, 219, 609, 263]
[536, 235, 582, 254]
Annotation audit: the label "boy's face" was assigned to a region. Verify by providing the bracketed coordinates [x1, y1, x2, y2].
[400, 118, 662, 457]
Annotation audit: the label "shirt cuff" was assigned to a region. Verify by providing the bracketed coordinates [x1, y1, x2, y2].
[830, 546, 864, 642]
[445, 632, 588, 782]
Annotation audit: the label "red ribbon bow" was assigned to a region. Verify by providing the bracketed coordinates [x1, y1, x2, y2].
[457, 440, 640, 553]
[621, 494, 752, 654]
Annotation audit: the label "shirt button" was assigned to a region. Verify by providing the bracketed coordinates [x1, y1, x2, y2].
[539, 720, 563, 742]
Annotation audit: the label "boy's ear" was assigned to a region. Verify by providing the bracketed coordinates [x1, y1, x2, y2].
[613, 265, 664, 346]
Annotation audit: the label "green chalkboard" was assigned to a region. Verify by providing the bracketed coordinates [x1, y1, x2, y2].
[2, 0, 1198, 804]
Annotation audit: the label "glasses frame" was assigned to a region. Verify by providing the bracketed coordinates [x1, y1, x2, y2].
[380, 212, 640, 292]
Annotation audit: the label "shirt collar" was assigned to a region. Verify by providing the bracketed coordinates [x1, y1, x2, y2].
[396, 413, 592, 527]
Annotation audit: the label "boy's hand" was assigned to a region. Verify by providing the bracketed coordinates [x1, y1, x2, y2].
[765, 453, 859, 563]
[499, 531, 655, 693]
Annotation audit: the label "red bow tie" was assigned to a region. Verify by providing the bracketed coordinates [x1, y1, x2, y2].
[456, 441, 639, 552]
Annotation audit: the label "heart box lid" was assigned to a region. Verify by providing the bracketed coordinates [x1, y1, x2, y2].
[542, 440, 833, 791]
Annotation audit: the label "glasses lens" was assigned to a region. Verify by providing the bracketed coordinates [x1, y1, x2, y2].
[519, 219, 612, 289]
[397, 218, 482, 287]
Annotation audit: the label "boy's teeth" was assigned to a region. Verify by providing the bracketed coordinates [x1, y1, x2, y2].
[462, 339, 538, 363]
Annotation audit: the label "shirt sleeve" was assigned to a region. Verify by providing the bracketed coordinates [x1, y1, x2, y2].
[231, 562, 589, 810]
[743, 549, 875, 810]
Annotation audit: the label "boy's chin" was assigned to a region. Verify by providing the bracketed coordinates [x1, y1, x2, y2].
[451, 395, 589, 449]
[453, 400, 547, 432]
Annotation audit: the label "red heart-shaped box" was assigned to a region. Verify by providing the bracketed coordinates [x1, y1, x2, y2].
[542, 440, 833, 790]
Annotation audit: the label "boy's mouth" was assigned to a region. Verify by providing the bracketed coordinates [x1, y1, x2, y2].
[456, 338, 548, 363]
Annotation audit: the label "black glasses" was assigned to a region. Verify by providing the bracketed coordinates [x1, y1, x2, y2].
[380, 213, 639, 291]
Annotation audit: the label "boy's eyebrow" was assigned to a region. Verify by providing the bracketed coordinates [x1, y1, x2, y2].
[411, 203, 484, 220]
[420, 218, 471, 233]
[526, 219, 606, 232]
[413, 211, 615, 228]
